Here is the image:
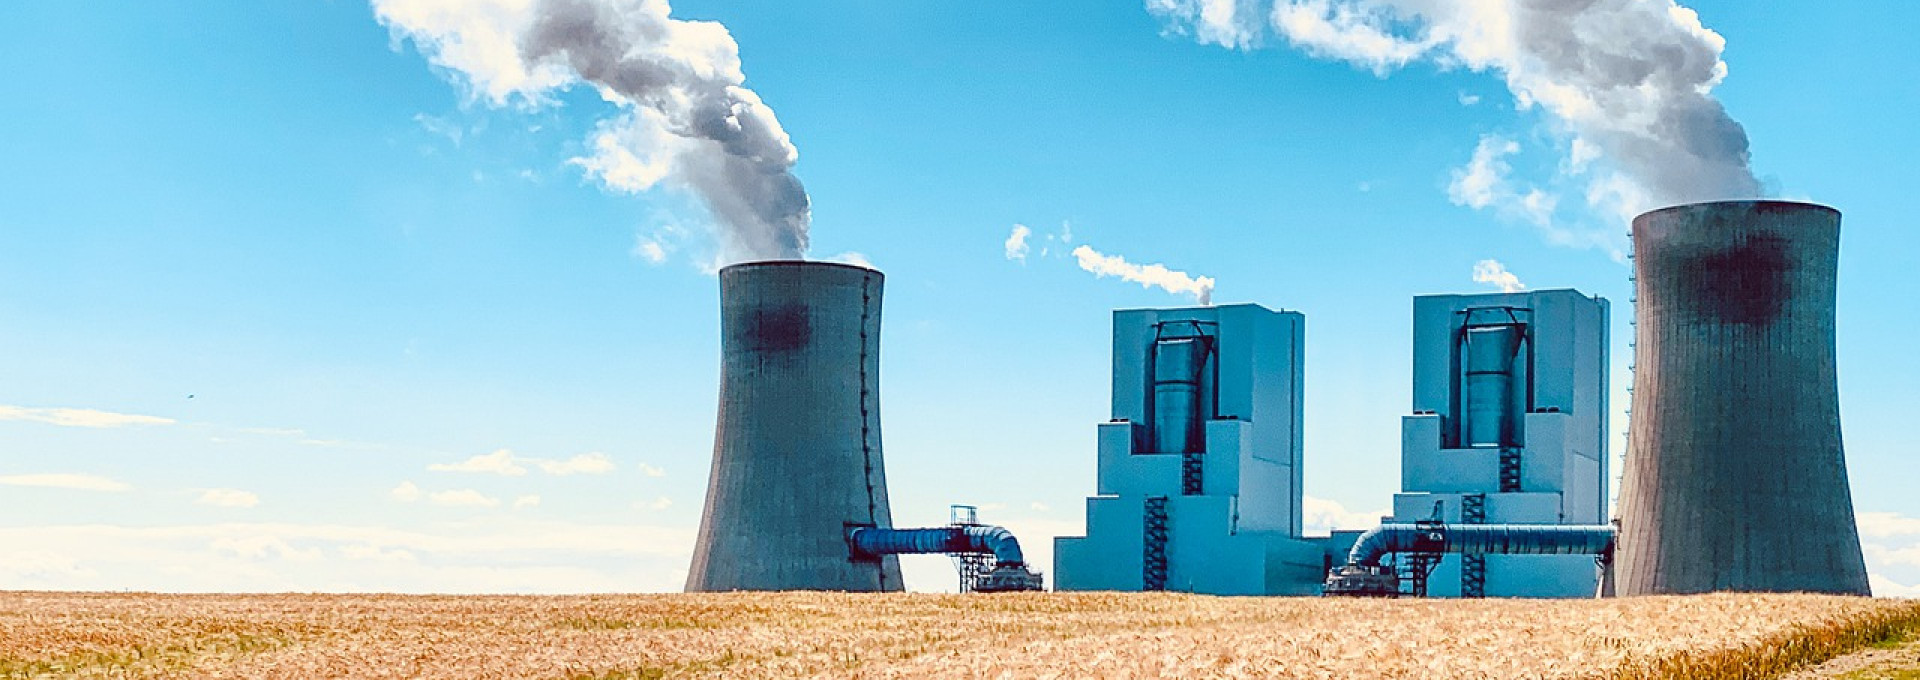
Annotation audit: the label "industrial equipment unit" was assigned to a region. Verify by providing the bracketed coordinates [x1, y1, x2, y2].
[1389, 290, 1610, 597]
[1055, 304, 1326, 595]
[1615, 200, 1870, 596]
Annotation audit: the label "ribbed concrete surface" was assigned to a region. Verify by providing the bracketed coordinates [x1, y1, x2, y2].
[1616, 201, 1869, 595]
[686, 261, 902, 592]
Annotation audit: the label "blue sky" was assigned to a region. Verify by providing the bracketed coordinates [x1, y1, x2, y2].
[2, 0, 1916, 594]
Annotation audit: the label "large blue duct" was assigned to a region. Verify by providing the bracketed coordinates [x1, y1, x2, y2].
[1347, 523, 1616, 567]
[846, 526, 1027, 567]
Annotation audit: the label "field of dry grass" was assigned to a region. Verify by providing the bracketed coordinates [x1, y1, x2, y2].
[2, 591, 1917, 679]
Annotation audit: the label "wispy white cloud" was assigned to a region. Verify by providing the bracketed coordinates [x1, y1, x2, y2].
[196, 489, 260, 508]
[1071, 245, 1215, 305]
[1448, 136, 1552, 226]
[1870, 573, 1920, 599]
[1861, 510, 1920, 598]
[635, 238, 668, 264]
[637, 463, 666, 478]
[428, 489, 500, 508]
[1146, 0, 1266, 50]
[431, 449, 618, 477]
[534, 452, 616, 476]
[633, 221, 690, 266]
[0, 405, 173, 429]
[429, 449, 527, 476]
[1004, 224, 1032, 262]
[390, 481, 423, 502]
[1457, 92, 1480, 106]
[412, 112, 465, 146]
[212, 535, 322, 562]
[512, 495, 541, 509]
[1301, 494, 1387, 535]
[1472, 259, 1526, 293]
[1858, 511, 1920, 539]
[340, 544, 417, 563]
[1270, 0, 1430, 74]
[0, 474, 131, 492]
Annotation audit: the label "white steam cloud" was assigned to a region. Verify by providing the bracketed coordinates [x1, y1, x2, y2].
[1151, 0, 1763, 230]
[373, 0, 809, 262]
[1472, 259, 1527, 293]
[1072, 245, 1215, 305]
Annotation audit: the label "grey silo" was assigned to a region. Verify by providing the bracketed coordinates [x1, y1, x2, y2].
[685, 261, 903, 592]
[1616, 200, 1869, 596]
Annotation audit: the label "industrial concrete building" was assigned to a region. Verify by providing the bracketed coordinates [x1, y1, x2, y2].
[1055, 304, 1326, 595]
[1388, 289, 1610, 597]
[686, 261, 902, 592]
[1616, 201, 1870, 595]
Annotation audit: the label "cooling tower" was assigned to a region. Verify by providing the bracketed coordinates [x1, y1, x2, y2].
[1616, 200, 1869, 596]
[685, 261, 903, 592]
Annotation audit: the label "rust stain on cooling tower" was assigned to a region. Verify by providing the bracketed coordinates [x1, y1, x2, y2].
[1679, 233, 1790, 326]
[745, 306, 810, 352]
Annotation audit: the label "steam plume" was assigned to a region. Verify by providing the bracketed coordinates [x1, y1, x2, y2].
[1072, 245, 1215, 305]
[1151, 0, 1763, 220]
[1472, 259, 1527, 293]
[373, 0, 808, 262]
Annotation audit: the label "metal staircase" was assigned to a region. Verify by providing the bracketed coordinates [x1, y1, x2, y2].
[1461, 493, 1488, 598]
[1143, 496, 1169, 591]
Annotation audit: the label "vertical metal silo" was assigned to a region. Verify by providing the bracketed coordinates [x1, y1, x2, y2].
[1616, 200, 1869, 595]
[685, 261, 903, 592]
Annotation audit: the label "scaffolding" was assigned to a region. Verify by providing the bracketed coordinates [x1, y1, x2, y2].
[946, 505, 995, 593]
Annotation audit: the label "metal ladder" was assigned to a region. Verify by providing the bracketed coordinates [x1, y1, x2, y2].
[1181, 453, 1204, 495]
[1461, 493, 1488, 598]
[1143, 496, 1169, 591]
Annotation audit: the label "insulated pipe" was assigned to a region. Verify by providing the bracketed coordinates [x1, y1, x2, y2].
[847, 526, 1027, 567]
[1347, 523, 1616, 567]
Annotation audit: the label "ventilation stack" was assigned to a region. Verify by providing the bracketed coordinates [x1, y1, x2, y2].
[685, 261, 902, 592]
[1616, 200, 1869, 596]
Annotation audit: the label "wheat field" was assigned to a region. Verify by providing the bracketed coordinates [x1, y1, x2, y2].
[2, 591, 1916, 679]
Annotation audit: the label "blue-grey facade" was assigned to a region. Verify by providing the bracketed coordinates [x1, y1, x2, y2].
[1390, 289, 1610, 597]
[1054, 304, 1325, 594]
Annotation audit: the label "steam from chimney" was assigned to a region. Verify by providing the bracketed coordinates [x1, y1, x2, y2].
[1150, 0, 1763, 219]
[1072, 245, 1215, 305]
[373, 0, 808, 262]
[1472, 259, 1527, 293]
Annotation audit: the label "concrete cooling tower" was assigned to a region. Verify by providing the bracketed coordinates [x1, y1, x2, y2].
[685, 261, 903, 592]
[1615, 200, 1870, 596]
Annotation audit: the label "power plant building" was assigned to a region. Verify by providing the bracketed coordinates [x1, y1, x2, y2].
[1055, 304, 1326, 595]
[1390, 289, 1610, 597]
[1615, 200, 1870, 595]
